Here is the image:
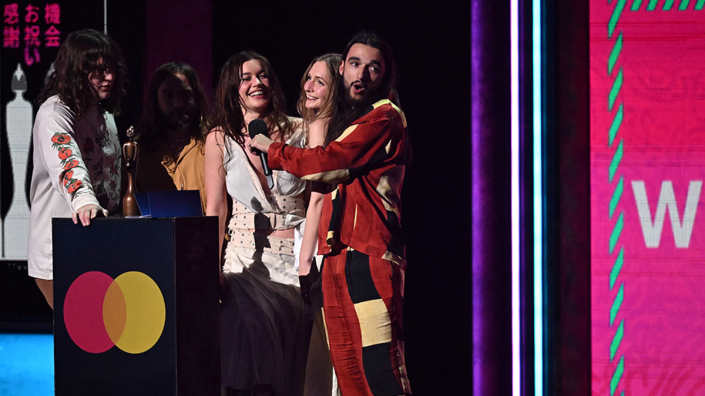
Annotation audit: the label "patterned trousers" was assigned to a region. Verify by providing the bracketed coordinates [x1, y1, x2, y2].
[321, 249, 411, 396]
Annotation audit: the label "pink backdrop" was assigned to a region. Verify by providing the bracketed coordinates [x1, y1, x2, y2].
[591, 3, 705, 395]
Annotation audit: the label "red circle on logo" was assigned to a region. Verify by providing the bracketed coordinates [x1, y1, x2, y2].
[63, 271, 115, 353]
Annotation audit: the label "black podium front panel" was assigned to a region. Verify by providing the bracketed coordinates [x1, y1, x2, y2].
[53, 216, 219, 396]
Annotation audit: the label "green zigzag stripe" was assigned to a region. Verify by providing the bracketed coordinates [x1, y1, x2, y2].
[609, 0, 628, 38]
[611, 355, 625, 396]
[610, 283, 624, 326]
[609, 103, 623, 147]
[609, 212, 624, 255]
[609, 69, 623, 111]
[608, 32, 623, 75]
[630, 0, 705, 10]
[610, 176, 624, 218]
[610, 319, 625, 361]
[609, 140, 623, 183]
[608, 1, 625, 393]
[610, 247, 624, 290]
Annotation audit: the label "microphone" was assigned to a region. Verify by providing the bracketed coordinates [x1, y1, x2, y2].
[248, 119, 274, 189]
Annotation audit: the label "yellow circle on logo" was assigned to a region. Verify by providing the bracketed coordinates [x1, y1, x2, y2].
[110, 272, 166, 354]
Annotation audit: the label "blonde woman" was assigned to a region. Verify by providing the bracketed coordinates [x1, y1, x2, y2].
[297, 53, 341, 279]
[296, 53, 342, 396]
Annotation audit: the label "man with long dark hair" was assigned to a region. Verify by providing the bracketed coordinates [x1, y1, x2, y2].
[250, 31, 412, 396]
[134, 62, 210, 213]
[29, 29, 127, 308]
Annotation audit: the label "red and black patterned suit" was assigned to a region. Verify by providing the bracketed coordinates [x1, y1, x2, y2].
[268, 99, 411, 395]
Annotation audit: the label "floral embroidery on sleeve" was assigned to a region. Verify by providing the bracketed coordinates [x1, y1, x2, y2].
[66, 179, 83, 194]
[63, 159, 79, 170]
[51, 133, 70, 144]
[62, 169, 73, 184]
[52, 132, 88, 199]
[58, 147, 72, 159]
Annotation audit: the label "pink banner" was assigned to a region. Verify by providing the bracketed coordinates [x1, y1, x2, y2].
[591, 2, 705, 395]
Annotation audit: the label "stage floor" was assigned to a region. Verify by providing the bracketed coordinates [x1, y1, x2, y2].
[0, 334, 54, 395]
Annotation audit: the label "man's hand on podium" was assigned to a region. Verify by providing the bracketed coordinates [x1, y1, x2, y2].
[72, 203, 108, 226]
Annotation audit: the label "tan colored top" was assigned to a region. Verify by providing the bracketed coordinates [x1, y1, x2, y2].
[136, 137, 207, 214]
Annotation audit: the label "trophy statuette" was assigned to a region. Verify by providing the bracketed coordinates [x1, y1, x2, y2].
[122, 126, 140, 216]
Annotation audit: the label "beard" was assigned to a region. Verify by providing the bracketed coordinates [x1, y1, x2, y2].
[159, 107, 199, 131]
[341, 78, 383, 109]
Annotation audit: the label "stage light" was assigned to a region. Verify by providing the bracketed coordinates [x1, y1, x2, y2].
[510, 0, 521, 394]
[532, 0, 544, 394]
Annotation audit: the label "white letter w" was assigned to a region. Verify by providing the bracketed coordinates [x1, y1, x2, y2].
[632, 180, 702, 248]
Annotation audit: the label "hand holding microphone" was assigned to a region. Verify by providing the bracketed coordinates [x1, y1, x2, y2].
[248, 119, 275, 189]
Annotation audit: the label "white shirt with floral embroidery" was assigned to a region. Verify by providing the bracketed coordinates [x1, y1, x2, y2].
[28, 95, 121, 280]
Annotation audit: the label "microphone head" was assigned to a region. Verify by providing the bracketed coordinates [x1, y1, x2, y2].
[248, 119, 268, 138]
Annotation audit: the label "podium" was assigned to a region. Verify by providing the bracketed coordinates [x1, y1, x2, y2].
[53, 217, 220, 396]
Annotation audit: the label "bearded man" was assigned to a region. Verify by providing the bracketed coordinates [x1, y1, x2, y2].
[134, 62, 210, 213]
[250, 32, 412, 396]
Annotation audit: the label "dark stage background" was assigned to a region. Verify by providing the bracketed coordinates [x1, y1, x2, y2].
[212, 1, 473, 393]
[1, 0, 472, 393]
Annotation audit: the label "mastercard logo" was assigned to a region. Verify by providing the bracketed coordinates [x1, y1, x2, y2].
[63, 271, 166, 354]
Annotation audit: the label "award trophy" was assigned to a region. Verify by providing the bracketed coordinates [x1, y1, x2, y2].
[122, 126, 140, 216]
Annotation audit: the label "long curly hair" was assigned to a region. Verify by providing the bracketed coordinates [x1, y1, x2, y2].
[136, 62, 209, 159]
[209, 51, 293, 144]
[296, 53, 342, 133]
[37, 29, 127, 116]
